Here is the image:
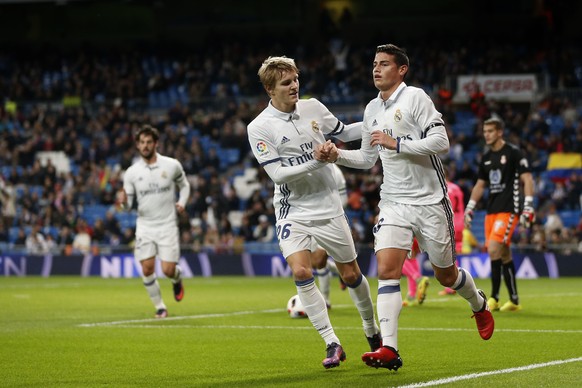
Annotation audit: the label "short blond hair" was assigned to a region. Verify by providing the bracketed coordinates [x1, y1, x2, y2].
[257, 56, 299, 91]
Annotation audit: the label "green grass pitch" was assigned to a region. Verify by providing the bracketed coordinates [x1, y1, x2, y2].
[2, 276, 581, 387]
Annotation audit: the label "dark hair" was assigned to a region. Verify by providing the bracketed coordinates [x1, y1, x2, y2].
[376, 44, 410, 68]
[135, 125, 160, 142]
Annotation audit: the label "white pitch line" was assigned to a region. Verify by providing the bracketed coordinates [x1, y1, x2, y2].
[79, 320, 582, 335]
[78, 308, 283, 327]
[400, 327, 582, 334]
[397, 357, 582, 388]
[104, 324, 316, 330]
[78, 305, 582, 334]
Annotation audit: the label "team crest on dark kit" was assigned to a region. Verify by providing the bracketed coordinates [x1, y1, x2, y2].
[500, 155, 507, 165]
[311, 121, 320, 132]
[490, 169, 502, 185]
[394, 109, 402, 122]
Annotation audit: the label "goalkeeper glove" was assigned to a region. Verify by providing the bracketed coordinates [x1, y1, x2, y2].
[464, 200, 476, 229]
[520, 196, 535, 228]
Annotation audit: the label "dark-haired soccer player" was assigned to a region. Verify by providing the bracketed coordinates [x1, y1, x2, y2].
[120, 125, 191, 318]
[316, 43, 494, 371]
[464, 117, 535, 312]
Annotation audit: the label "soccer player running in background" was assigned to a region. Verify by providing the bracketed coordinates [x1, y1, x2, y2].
[439, 166, 466, 296]
[312, 163, 349, 308]
[247, 56, 381, 369]
[119, 125, 191, 318]
[315, 44, 494, 371]
[401, 238, 430, 306]
[464, 117, 535, 312]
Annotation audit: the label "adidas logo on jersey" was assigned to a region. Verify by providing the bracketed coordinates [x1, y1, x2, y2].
[281, 136, 291, 144]
[372, 119, 378, 126]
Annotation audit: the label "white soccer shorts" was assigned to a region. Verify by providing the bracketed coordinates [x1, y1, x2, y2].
[276, 214, 357, 263]
[134, 225, 180, 262]
[374, 200, 455, 269]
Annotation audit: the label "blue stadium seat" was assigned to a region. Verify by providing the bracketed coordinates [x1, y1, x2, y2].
[471, 210, 487, 244]
[8, 227, 20, 243]
[559, 210, 581, 228]
[178, 84, 189, 105]
[345, 209, 363, 223]
[1, 166, 11, 177]
[106, 156, 120, 167]
[199, 136, 215, 152]
[158, 91, 170, 108]
[148, 91, 159, 108]
[42, 226, 59, 239]
[548, 115, 565, 134]
[82, 204, 109, 224]
[9, 226, 31, 243]
[29, 185, 44, 197]
[219, 148, 240, 168]
[116, 211, 137, 230]
[186, 129, 201, 144]
[168, 85, 179, 105]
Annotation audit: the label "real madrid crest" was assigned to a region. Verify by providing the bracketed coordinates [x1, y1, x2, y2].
[394, 109, 402, 122]
[311, 120, 320, 132]
[500, 155, 507, 165]
[161, 171, 168, 179]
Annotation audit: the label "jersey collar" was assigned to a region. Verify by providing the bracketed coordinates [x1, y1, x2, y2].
[139, 153, 161, 169]
[266, 100, 300, 121]
[379, 82, 407, 108]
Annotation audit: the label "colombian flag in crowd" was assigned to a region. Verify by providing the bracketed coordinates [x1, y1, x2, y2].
[546, 152, 582, 182]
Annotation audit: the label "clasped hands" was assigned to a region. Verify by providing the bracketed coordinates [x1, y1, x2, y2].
[315, 131, 397, 163]
[315, 140, 339, 163]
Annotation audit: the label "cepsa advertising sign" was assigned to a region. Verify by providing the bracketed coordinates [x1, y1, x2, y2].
[454, 74, 538, 103]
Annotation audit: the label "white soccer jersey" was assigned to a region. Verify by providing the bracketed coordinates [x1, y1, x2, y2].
[123, 153, 190, 231]
[331, 164, 348, 207]
[337, 83, 449, 205]
[248, 98, 351, 221]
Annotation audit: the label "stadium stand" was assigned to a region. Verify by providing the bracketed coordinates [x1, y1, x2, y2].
[0, 4, 580, 255]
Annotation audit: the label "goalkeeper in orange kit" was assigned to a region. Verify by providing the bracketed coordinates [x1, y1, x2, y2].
[464, 117, 535, 312]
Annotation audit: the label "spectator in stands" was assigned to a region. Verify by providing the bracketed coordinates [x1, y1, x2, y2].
[0, 177, 16, 227]
[120, 227, 135, 248]
[0, 40, 580, 256]
[57, 225, 75, 250]
[551, 181, 568, 209]
[436, 83, 453, 109]
[202, 224, 220, 251]
[237, 214, 255, 242]
[25, 224, 49, 255]
[253, 214, 275, 243]
[45, 234, 58, 254]
[204, 148, 221, 172]
[72, 220, 92, 255]
[469, 85, 489, 120]
[566, 172, 582, 210]
[189, 219, 204, 252]
[13, 227, 27, 246]
[0, 219, 8, 243]
[465, 117, 535, 313]
[103, 211, 122, 238]
[544, 202, 565, 236]
[92, 219, 108, 244]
